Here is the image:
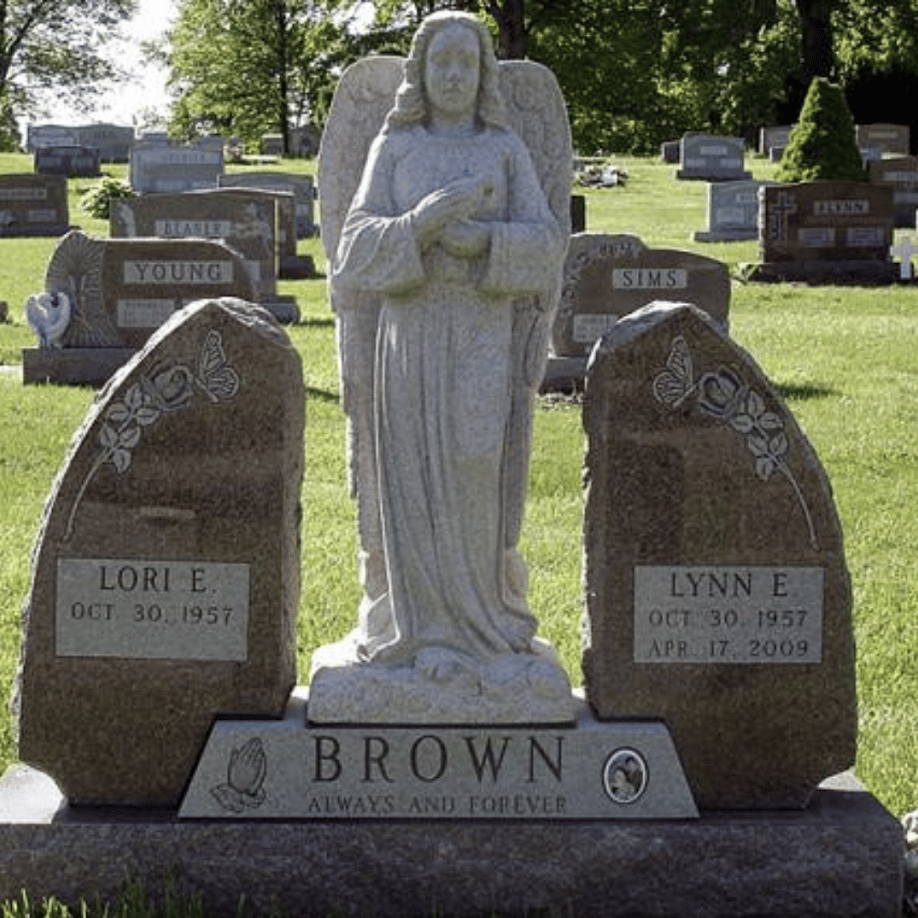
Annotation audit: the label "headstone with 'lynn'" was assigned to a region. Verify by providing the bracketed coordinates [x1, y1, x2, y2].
[581, 300, 857, 809]
[15, 297, 304, 806]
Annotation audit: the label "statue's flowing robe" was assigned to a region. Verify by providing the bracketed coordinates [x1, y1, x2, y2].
[332, 124, 565, 667]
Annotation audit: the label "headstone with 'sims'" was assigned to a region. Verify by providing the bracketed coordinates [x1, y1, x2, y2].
[581, 301, 857, 809]
[551, 233, 729, 360]
[15, 297, 304, 806]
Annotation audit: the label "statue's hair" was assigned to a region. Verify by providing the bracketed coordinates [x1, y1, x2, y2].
[383, 11, 508, 133]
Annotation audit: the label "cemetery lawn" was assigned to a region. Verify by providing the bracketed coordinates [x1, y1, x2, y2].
[0, 152, 916, 830]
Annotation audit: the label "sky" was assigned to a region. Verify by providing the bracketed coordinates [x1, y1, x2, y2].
[35, 0, 177, 128]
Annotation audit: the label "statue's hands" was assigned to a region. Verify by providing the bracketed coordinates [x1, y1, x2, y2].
[410, 175, 494, 248]
[439, 219, 491, 258]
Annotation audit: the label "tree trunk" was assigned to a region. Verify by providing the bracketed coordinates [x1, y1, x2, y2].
[795, 0, 834, 89]
[485, 0, 526, 59]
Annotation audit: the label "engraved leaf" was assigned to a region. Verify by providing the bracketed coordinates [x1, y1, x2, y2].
[99, 423, 120, 449]
[746, 389, 766, 419]
[746, 433, 770, 457]
[106, 402, 131, 425]
[755, 455, 777, 481]
[110, 447, 132, 474]
[759, 411, 783, 432]
[125, 383, 144, 412]
[118, 424, 141, 449]
[729, 413, 754, 433]
[769, 432, 789, 457]
[134, 406, 161, 427]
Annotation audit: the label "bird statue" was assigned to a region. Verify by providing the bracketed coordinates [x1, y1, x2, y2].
[25, 291, 71, 349]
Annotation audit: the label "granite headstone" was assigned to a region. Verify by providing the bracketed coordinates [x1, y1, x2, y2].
[868, 155, 918, 227]
[34, 144, 101, 178]
[581, 301, 857, 809]
[551, 233, 730, 361]
[0, 174, 69, 237]
[22, 231, 256, 385]
[677, 133, 751, 181]
[15, 297, 303, 806]
[130, 139, 223, 193]
[753, 180, 896, 283]
[73, 123, 135, 163]
[856, 123, 910, 157]
[693, 179, 779, 242]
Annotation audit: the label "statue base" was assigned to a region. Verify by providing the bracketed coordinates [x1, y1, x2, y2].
[308, 636, 575, 724]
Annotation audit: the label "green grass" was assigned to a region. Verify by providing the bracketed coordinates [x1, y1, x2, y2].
[0, 151, 915, 913]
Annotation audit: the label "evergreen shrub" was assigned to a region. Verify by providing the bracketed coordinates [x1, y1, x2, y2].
[776, 77, 866, 183]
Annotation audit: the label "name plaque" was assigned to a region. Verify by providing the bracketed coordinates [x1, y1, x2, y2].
[633, 566, 824, 664]
[56, 558, 249, 660]
[179, 690, 699, 820]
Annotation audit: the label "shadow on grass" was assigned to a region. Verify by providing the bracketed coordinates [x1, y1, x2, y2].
[776, 381, 837, 402]
[297, 317, 335, 330]
[306, 386, 339, 404]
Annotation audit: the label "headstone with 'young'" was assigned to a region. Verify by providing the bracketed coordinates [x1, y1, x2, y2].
[15, 297, 304, 806]
[581, 301, 857, 809]
[22, 230, 256, 386]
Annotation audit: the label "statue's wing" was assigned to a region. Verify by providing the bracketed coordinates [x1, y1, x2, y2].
[499, 60, 572, 242]
[498, 62, 572, 551]
[318, 55, 405, 273]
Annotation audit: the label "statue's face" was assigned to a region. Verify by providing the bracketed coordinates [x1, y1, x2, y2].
[424, 23, 480, 120]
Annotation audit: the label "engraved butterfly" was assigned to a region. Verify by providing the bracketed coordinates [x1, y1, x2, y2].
[194, 330, 240, 402]
[652, 335, 699, 408]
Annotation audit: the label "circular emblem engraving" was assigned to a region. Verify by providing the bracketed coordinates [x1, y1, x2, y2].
[602, 748, 648, 804]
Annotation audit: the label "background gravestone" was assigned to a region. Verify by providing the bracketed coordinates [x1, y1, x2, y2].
[676, 133, 750, 181]
[34, 145, 101, 178]
[869, 155, 918, 227]
[218, 171, 317, 239]
[129, 139, 223, 193]
[693, 179, 780, 242]
[111, 191, 299, 322]
[856, 123, 910, 157]
[0, 174, 69, 237]
[73, 123, 135, 163]
[750, 180, 896, 284]
[581, 301, 857, 809]
[22, 231, 256, 386]
[15, 297, 303, 806]
[551, 233, 729, 361]
[25, 124, 78, 151]
[758, 125, 794, 160]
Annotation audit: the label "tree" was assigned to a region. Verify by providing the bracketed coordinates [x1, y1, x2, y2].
[161, 0, 354, 150]
[0, 0, 136, 146]
[775, 76, 865, 182]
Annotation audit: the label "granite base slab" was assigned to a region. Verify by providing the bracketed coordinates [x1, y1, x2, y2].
[22, 347, 136, 386]
[741, 260, 900, 286]
[0, 766, 902, 918]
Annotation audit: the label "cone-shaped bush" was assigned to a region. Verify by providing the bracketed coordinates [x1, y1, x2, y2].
[776, 77, 866, 182]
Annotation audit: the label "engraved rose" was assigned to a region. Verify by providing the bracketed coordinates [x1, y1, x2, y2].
[146, 363, 194, 412]
[697, 367, 745, 421]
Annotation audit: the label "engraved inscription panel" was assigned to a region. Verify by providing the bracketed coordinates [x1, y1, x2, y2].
[633, 566, 823, 664]
[56, 558, 249, 660]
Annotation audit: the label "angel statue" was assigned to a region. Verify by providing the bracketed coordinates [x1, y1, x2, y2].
[311, 10, 573, 723]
